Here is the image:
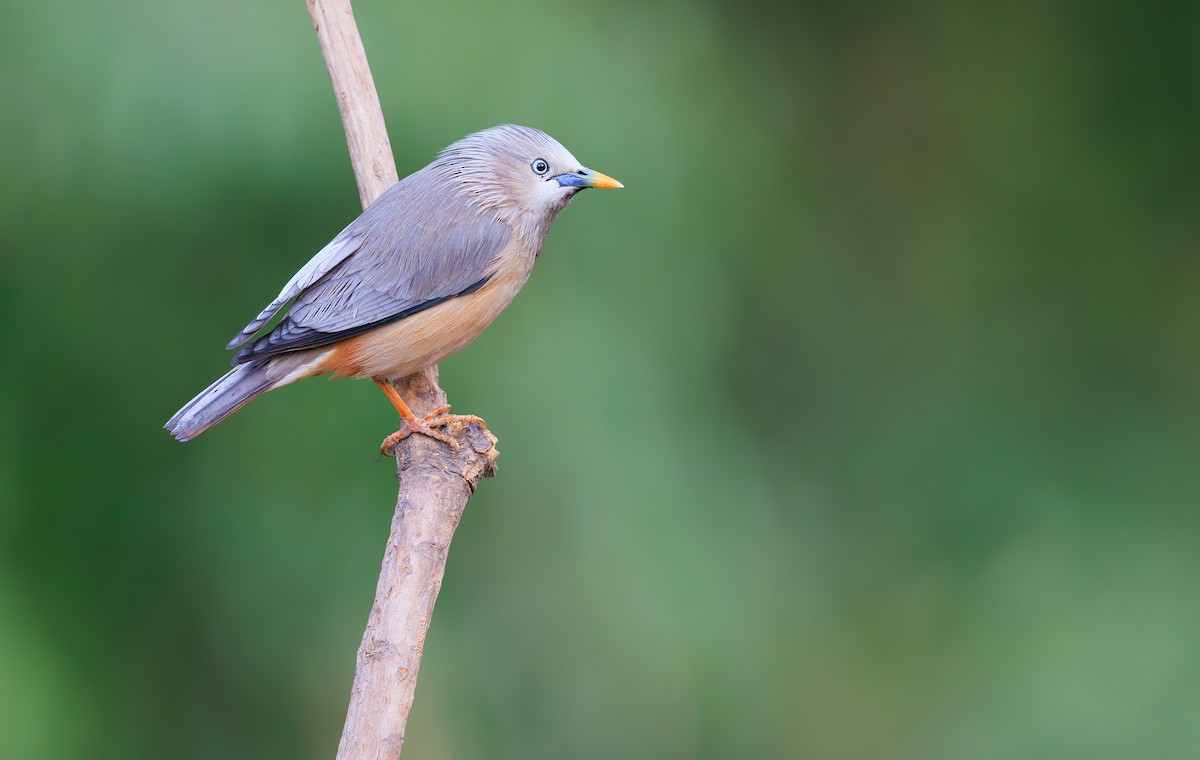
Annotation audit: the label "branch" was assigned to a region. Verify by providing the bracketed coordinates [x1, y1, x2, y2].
[304, 1, 498, 756]
[337, 421, 497, 758]
[305, 0, 397, 207]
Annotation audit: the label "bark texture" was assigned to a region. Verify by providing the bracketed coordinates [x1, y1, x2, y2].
[306, 0, 398, 207]
[304, 1, 498, 757]
[337, 409, 497, 758]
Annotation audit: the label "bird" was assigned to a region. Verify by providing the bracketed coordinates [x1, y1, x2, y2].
[165, 124, 622, 453]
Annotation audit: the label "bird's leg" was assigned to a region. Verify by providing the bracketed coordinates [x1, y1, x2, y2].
[376, 380, 486, 455]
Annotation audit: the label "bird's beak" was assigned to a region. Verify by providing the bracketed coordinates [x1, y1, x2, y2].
[553, 167, 624, 189]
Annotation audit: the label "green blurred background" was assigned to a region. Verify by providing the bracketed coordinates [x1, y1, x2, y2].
[3, 0, 1198, 757]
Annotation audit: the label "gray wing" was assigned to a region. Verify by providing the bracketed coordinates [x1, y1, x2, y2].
[229, 168, 511, 364]
[225, 230, 364, 350]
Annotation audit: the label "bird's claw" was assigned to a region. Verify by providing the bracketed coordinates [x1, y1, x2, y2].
[380, 405, 488, 456]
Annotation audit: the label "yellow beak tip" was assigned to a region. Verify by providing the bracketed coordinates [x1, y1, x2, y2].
[588, 170, 623, 189]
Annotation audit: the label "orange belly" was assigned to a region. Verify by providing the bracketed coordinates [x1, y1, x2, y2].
[317, 257, 533, 380]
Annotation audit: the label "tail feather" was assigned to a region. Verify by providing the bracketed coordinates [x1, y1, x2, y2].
[165, 360, 276, 441]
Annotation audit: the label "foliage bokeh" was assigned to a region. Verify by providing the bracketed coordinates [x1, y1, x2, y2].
[2, 0, 1198, 757]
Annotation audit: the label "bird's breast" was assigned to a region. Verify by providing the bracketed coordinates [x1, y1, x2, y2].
[319, 239, 538, 380]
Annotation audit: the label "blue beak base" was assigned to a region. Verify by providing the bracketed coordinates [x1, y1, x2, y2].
[552, 167, 623, 189]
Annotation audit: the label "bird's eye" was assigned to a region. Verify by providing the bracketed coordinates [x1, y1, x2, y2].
[531, 158, 550, 176]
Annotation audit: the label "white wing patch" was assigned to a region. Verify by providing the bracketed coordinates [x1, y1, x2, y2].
[226, 231, 364, 349]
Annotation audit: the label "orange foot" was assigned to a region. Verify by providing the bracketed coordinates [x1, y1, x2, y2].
[380, 405, 487, 455]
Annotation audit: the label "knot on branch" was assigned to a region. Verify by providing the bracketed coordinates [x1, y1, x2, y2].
[393, 422, 498, 492]
[390, 368, 498, 490]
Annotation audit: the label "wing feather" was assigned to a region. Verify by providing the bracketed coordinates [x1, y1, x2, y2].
[227, 166, 511, 364]
[225, 231, 365, 349]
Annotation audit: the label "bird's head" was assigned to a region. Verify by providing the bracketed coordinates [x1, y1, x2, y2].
[435, 124, 622, 240]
